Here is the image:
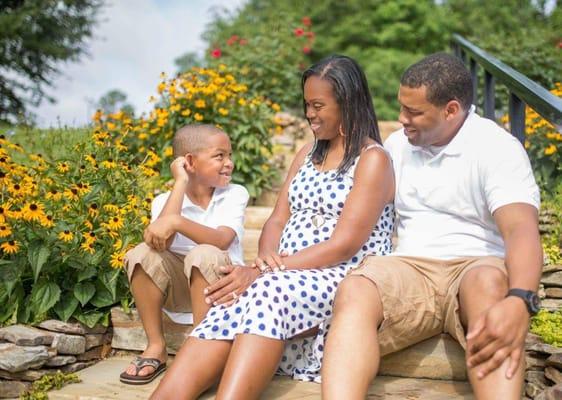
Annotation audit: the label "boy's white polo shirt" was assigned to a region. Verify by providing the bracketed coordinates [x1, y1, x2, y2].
[385, 107, 540, 260]
[151, 183, 249, 265]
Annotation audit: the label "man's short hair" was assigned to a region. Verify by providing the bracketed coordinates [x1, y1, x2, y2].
[172, 124, 226, 157]
[401, 53, 473, 110]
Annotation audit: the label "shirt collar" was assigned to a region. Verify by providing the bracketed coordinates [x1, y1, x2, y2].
[180, 186, 228, 210]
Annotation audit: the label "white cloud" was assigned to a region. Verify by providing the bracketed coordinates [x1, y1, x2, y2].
[32, 0, 245, 127]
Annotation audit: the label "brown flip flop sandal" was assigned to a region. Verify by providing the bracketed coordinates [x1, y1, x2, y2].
[119, 356, 166, 385]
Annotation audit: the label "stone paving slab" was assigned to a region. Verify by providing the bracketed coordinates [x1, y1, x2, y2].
[49, 356, 474, 399]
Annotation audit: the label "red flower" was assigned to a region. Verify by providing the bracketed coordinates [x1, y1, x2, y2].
[211, 48, 222, 58]
[302, 46, 311, 54]
[302, 16, 311, 26]
[294, 27, 305, 37]
[306, 31, 315, 39]
[226, 35, 239, 46]
[239, 39, 248, 46]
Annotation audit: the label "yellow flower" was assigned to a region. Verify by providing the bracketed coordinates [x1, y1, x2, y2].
[84, 220, 94, 230]
[110, 251, 125, 268]
[181, 109, 191, 117]
[195, 99, 206, 109]
[39, 215, 54, 228]
[56, 162, 70, 173]
[63, 187, 80, 201]
[194, 113, 203, 121]
[101, 159, 117, 169]
[238, 98, 247, 106]
[7, 183, 26, 197]
[106, 216, 124, 231]
[85, 154, 97, 165]
[0, 223, 12, 238]
[83, 231, 97, 243]
[103, 204, 119, 213]
[0, 170, 9, 186]
[271, 103, 281, 112]
[1, 240, 20, 254]
[141, 215, 151, 225]
[80, 241, 95, 254]
[106, 122, 116, 130]
[544, 144, 557, 156]
[113, 238, 123, 250]
[22, 202, 45, 222]
[46, 189, 63, 201]
[164, 146, 173, 157]
[58, 230, 74, 242]
[218, 108, 229, 116]
[0, 203, 13, 223]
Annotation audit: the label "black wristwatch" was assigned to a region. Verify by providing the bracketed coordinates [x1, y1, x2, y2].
[506, 289, 541, 316]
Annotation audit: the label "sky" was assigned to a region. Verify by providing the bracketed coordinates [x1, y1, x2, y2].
[32, 0, 246, 128]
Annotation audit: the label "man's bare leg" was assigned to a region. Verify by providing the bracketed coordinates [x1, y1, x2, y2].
[322, 276, 384, 400]
[215, 334, 285, 400]
[150, 337, 231, 400]
[459, 266, 524, 400]
[189, 267, 211, 325]
[124, 265, 167, 376]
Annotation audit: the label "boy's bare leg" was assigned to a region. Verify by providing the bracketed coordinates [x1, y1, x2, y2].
[214, 334, 285, 400]
[189, 267, 211, 325]
[123, 265, 167, 376]
[322, 276, 384, 400]
[459, 266, 524, 400]
[150, 337, 231, 400]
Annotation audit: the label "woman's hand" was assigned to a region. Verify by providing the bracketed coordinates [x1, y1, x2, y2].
[253, 250, 288, 272]
[204, 265, 261, 306]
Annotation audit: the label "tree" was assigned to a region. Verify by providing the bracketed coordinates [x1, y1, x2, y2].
[0, 0, 103, 123]
[96, 89, 135, 115]
[174, 51, 202, 73]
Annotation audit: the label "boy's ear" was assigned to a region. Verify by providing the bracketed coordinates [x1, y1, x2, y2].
[184, 153, 196, 173]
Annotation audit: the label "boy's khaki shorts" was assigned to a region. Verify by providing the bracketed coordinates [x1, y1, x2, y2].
[349, 255, 506, 356]
[124, 243, 232, 313]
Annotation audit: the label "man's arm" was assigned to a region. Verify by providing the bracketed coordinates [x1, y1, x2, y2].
[466, 203, 542, 379]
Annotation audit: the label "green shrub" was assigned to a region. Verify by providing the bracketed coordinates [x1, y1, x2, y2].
[20, 371, 80, 400]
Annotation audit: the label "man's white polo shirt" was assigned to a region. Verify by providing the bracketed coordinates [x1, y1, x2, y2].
[384, 107, 540, 260]
[151, 184, 249, 264]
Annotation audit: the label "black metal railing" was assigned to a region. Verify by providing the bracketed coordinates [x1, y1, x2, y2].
[451, 34, 562, 144]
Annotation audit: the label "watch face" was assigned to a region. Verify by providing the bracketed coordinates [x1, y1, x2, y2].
[528, 293, 541, 313]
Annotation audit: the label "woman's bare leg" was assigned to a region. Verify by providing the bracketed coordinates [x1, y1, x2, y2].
[215, 334, 285, 400]
[150, 337, 232, 400]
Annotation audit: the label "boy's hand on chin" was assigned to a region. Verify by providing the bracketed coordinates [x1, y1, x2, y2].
[170, 157, 189, 182]
[144, 215, 177, 252]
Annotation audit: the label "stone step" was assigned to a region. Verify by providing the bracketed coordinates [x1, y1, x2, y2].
[111, 307, 467, 381]
[49, 356, 474, 399]
[242, 228, 260, 264]
[243, 206, 272, 230]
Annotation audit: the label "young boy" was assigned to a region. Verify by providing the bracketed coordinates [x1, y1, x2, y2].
[119, 124, 249, 385]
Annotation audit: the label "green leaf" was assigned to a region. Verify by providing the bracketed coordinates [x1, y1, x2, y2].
[30, 281, 61, 316]
[53, 295, 79, 322]
[74, 310, 104, 328]
[27, 242, 51, 283]
[100, 269, 120, 300]
[77, 266, 97, 282]
[0, 260, 19, 296]
[74, 282, 96, 306]
[90, 281, 115, 308]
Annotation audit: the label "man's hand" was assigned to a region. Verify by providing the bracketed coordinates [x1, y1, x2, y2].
[253, 250, 288, 272]
[204, 265, 260, 306]
[143, 215, 178, 252]
[466, 296, 530, 379]
[170, 157, 189, 183]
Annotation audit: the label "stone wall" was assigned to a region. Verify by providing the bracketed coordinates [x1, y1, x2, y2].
[0, 321, 111, 398]
[524, 333, 562, 399]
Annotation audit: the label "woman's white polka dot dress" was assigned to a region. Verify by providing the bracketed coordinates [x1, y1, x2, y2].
[191, 149, 394, 382]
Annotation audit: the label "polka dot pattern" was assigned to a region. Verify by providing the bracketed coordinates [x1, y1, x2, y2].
[190, 151, 394, 382]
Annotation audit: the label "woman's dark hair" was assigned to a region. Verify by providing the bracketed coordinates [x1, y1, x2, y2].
[301, 55, 381, 175]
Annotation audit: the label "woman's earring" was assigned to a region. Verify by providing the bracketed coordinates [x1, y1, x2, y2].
[338, 125, 345, 137]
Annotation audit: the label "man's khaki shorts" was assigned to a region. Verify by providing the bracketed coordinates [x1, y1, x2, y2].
[124, 243, 232, 313]
[349, 255, 506, 356]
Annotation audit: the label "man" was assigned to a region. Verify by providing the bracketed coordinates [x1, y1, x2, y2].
[322, 53, 542, 400]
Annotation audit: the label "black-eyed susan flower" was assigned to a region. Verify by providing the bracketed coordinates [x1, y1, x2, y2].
[83, 231, 96, 244]
[84, 220, 94, 230]
[39, 215, 54, 228]
[194, 113, 204, 121]
[85, 154, 97, 166]
[0, 170, 9, 186]
[22, 202, 45, 222]
[1, 240, 20, 254]
[101, 159, 117, 169]
[106, 216, 124, 231]
[88, 203, 99, 217]
[103, 204, 119, 213]
[113, 238, 123, 250]
[56, 162, 70, 173]
[80, 241, 96, 254]
[58, 230, 74, 242]
[110, 251, 125, 268]
[141, 216, 151, 226]
[63, 187, 80, 201]
[7, 183, 26, 197]
[0, 223, 12, 238]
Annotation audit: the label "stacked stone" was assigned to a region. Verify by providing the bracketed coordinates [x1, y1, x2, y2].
[0, 320, 112, 399]
[540, 263, 562, 312]
[524, 333, 562, 399]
